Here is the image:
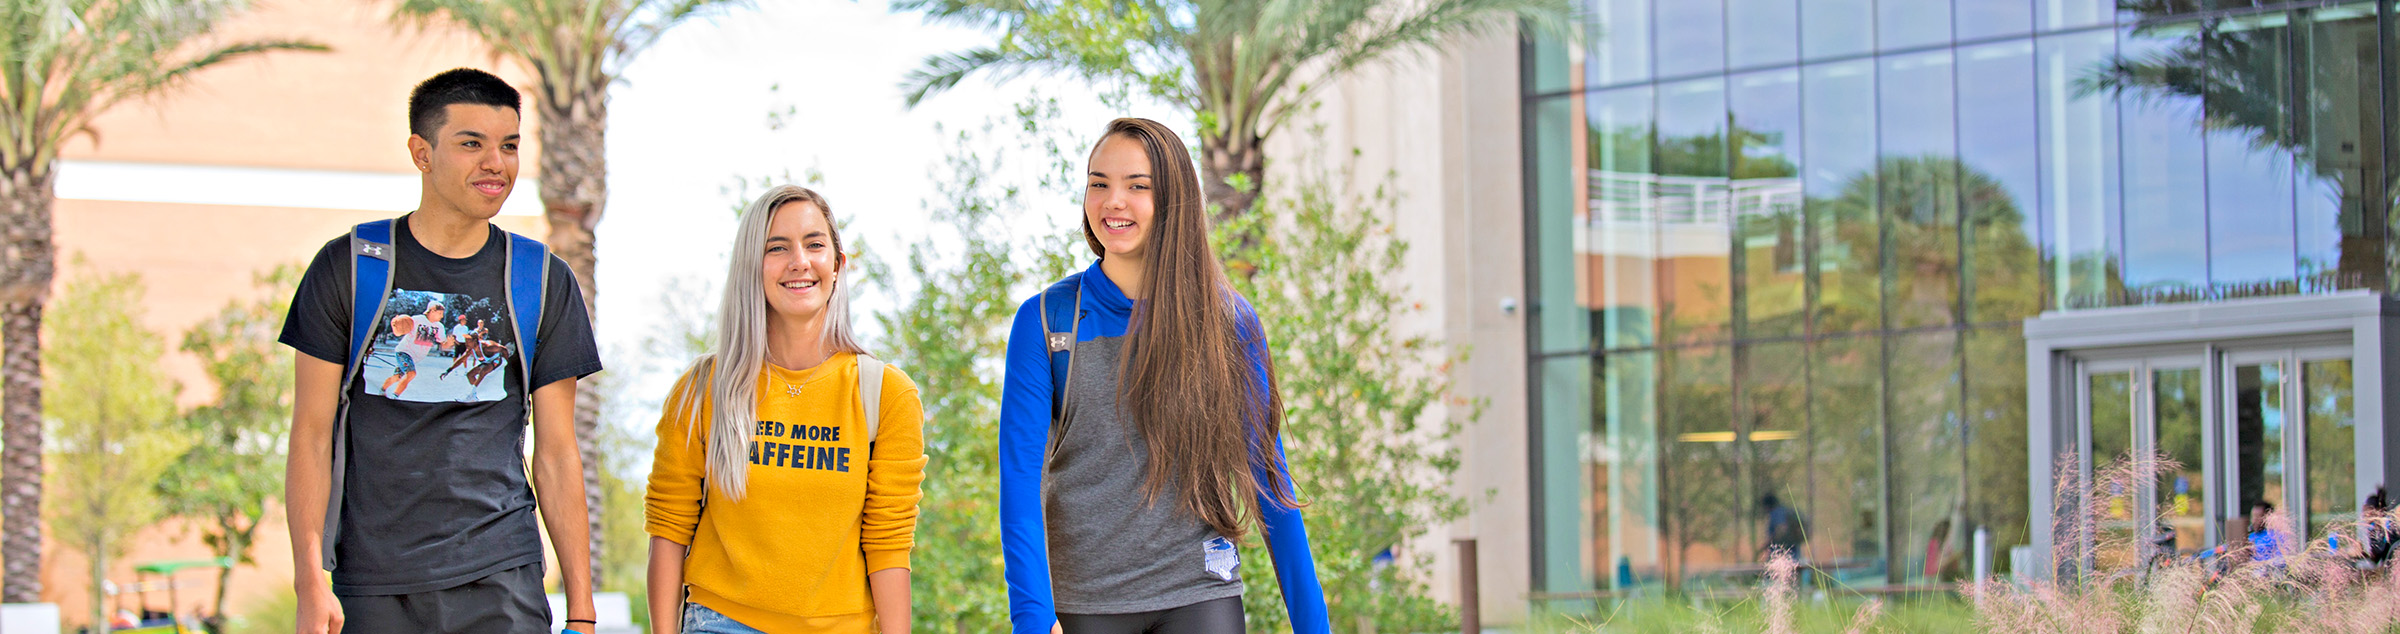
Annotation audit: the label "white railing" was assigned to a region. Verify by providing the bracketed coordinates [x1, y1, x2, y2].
[1586, 170, 1803, 228]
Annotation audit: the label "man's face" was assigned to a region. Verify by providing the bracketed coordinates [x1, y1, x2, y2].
[408, 104, 521, 220]
[428, 305, 446, 324]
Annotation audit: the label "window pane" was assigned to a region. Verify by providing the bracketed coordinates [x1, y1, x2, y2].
[1657, 0, 1727, 77]
[1879, 0, 1952, 51]
[2117, 22, 2210, 304]
[1530, 16, 1577, 94]
[1539, 355, 1598, 592]
[1805, 60, 1880, 333]
[1963, 328, 2032, 574]
[1656, 78, 1733, 344]
[1890, 331, 1964, 582]
[1662, 345, 1740, 585]
[1732, 70, 1806, 339]
[2296, 7, 2385, 292]
[1533, 96, 1592, 352]
[1959, 41, 2046, 322]
[2233, 361, 2287, 533]
[2203, 18, 2299, 299]
[1602, 351, 1664, 589]
[1587, 0, 1652, 87]
[2086, 369, 2137, 568]
[1743, 341, 1808, 564]
[2038, 29, 2122, 309]
[1729, 0, 1799, 68]
[2154, 367, 2207, 555]
[1880, 50, 1961, 328]
[2039, 0, 2113, 31]
[1589, 87, 1661, 350]
[1958, 0, 2034, 40]
[2303, 359, 2354, 540]
[1810, 335, 1886, 578]
[1802, 0, 1874, 60]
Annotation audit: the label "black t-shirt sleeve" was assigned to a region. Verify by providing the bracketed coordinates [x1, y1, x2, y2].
[279, 236, 356, 366]
[528, 253, 603, 390]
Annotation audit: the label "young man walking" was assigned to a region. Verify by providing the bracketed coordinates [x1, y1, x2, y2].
[281, 68, 604, 634]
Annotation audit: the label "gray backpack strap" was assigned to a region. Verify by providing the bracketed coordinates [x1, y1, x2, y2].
[858, 354, 884, 446]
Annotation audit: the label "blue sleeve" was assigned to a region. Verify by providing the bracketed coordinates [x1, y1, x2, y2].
[1237, 303, 1330, 633]
[1000, 297, 1057, 633]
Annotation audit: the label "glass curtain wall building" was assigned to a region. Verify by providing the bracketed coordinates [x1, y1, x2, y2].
[1523, 0, 2397, 598]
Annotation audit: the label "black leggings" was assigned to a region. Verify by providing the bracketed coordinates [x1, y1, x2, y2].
[1058, 596, 1245, 634]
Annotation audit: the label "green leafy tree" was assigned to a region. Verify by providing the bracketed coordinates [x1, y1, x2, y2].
[0, 0, 321, 601]
[898, 0, 1569, 225]
[392, 0, 749, 585]
[157, 265, 300, 631]
[45, 268, 190, 631]
[873, 101, 1082, 632]
[1215, 139, 1475, 632]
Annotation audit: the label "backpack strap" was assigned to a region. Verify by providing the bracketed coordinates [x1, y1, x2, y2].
[858, 354, 884, 446]
[501, 232, 548, 404]
[1037, 274, 1083, 426]
[327, 218, 398, 570]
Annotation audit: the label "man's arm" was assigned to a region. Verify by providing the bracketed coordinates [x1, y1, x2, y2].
[286, 353, 345, 634]
[531, 379, 597, 629]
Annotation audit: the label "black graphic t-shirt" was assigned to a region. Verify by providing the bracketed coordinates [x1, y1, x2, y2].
[280, 217, 602, 595]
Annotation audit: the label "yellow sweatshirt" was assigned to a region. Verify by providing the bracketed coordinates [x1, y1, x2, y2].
[644, 353, 927, 632]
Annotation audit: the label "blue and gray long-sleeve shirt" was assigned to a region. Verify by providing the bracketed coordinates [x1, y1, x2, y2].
[1000, 260, 1329, 633]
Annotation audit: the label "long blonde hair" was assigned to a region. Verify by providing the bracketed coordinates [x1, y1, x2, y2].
[675, 185, 869, 501]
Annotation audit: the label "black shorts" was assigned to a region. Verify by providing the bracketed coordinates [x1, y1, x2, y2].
[337, 563, 549, 634]
[1058, 596, 1244, 634]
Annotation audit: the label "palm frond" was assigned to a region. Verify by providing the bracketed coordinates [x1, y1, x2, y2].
[141, 39, 331, 96]
[902, 46, 1014, 107]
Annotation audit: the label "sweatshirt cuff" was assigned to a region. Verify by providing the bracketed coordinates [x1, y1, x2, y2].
[644, 520, 695, 547]
[864, 548, 911, 574]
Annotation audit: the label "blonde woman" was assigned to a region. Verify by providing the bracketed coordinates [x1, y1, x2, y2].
[645, 186, 926, 633]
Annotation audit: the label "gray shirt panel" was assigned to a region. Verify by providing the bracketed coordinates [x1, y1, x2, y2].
[1044, 336, 1245, 614]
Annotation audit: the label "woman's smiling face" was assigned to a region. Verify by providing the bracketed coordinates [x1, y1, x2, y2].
[1084, 134, 1156, 260]
[761, 200, 840, 321]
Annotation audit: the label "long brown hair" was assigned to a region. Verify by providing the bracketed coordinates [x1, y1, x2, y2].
[1085, 117, 1299, 540]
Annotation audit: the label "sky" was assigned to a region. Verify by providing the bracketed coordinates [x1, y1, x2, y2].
[590, 0, 1186, 428]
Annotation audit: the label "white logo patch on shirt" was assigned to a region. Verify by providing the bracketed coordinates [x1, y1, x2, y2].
[1203, 535, 1239, 581]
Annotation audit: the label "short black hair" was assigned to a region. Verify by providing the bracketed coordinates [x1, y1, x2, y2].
[408, 68, 521, 139]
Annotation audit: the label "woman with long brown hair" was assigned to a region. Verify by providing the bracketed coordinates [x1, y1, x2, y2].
[997, 118, 1329, 634]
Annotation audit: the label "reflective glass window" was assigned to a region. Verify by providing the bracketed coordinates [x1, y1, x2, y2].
[1804, 60, 1880, 333]
[1530, 17, 1576, 95]
[1662, 346, 1740, 581]
[1879, 0, 1953, 51]
[1656, 78, 1733, 344]
[1880, 50, 1961, 329]
[1958, 41, 2045, 322]
[1587, 0, 1652, 87]
[1590, 87, 1661, 350]
[1963, 329, 2032, 572]
[1728, 0, 1799, 68]
[1658, 0, 1727, 78]
[1802, 0, 1874, 60]
[1743, 342, 1808, 564]
[2038, 0, 2114, 31]
[1957, 0, 2034, 40]
[1731, 69, 1806, 339]
[1809, 336, 1885, 571]
[1601, 351, 1664, 589]
[2296, 6, 2385, 292]
[2303, 359, 2355, 538]
[1539, 355, 1598, 592]
[1890, 331, 1963, 582]
[2203, 16, 2298, 298]
[2117, 22, 2210, 304]
[1533, 95, 1592, 352]
[2038, 29, 2122, 309]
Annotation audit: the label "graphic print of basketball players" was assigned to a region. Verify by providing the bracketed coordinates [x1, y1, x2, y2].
[463, 339, 510, 389]
[379, 299, 454, 397]
[441, 318, 489, 379]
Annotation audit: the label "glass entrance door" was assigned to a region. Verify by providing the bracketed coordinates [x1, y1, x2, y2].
[2078, 356, 2208, 559]
[2221, 348, 2355, 541]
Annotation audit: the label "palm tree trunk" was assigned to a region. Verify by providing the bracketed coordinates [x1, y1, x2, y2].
[537, 78, 609, 591]
[0, 163, 55, 603]
[1200, 131, 1266, 225]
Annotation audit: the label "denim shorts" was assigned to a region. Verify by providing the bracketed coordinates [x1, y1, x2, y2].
[681, 602, 767, 634]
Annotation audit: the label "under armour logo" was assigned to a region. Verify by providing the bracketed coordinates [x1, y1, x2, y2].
[1046, 332, 1071, 352]
[353, 239, 391, 259]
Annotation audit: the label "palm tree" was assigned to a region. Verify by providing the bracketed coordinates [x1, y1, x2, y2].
[391, 0, 742, 589]
[898, 0, 1569, 224]
[0, 0, 322, 603]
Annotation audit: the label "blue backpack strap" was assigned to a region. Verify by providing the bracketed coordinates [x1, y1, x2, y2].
[502, 232, 548, 403]
[1038, 273, 1082, 423]
[328, 218, 397, 570]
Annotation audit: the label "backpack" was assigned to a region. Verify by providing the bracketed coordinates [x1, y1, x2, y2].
[320, 218, 549, 570]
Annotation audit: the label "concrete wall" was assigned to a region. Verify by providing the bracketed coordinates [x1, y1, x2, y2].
[1263, 30, 1532, 625]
